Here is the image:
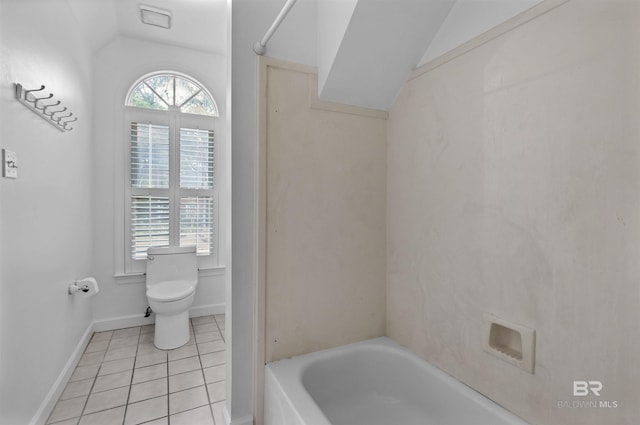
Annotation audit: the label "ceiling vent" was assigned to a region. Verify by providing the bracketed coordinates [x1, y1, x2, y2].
[139, 5, 172, 29]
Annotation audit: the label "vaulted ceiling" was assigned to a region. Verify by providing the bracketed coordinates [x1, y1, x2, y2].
[317, 0, 542, 111]
[317, 0, 456, 111]
[65, 0, 542, 111]
[66, 0, 227, 55]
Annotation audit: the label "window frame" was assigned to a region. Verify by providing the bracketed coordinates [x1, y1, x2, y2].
[119, 73, 219, 275]
[125, 72, 219, 117]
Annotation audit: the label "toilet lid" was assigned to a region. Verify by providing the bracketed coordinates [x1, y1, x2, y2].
[147, 280, 195, 302]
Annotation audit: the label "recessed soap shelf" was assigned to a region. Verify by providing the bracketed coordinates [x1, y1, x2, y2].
[483, 313, 535, 374]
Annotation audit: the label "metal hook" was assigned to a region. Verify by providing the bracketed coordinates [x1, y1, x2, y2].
[60, 116, 78, 123]
[61, 119, 75, 130]
[23, 85, 46, 97]
[15, 82, 76, 132]
[55, 112, 73, 122]
[42, 101, 62, 115]
[45, 106, 67, 117]
[25, 85, 53, 103]
[33, 94, 55, 110]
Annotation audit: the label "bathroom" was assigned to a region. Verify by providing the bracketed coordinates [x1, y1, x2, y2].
[1, 0, 639, 424]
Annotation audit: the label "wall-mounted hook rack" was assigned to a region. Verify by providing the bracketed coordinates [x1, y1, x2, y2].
[15, 83, 77, 132]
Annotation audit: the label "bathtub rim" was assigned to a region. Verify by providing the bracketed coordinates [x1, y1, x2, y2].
[265, 337, 529, 425]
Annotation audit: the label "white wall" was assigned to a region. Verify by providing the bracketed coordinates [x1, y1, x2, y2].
[0, 0, 94, 423]
[91, 36, 227, 327]
[316, 0, 357, 92]
[231, 0, 317, 423]
[417, 0, 542, 66]
[388, 1, 640, 423]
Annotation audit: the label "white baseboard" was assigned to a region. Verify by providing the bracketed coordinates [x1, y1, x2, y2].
[92, 303, 225, 332]
[229, 413, 254, 425]
[191, 303, 225, 318]
[224, 405, 232, 425]
[92, 313, 155, 332]
[29, 322, 94, 425]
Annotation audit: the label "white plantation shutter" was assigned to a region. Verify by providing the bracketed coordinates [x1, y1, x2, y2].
[131, 196, 170, 260]
[179, 127, 215, 255]
[126, 119, 216, 266]
[130, 123, 170, 188]
[180, 196, 214, 255]
[123, 72, 218, 273]
[129, 122, 171, 260]
[180, 128, 214, 189]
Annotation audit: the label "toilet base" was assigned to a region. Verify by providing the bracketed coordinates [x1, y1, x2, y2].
[154, 310, 190, 350]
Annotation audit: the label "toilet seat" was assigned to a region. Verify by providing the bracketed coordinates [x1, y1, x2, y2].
[146, 280, 195, 303]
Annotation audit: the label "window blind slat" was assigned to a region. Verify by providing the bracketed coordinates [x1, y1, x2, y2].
[128, 118, 215, 263]
[131, 123, 170, 189]
[180, 196, 214, 256]
[131, 196, 170, 260]
[180, 128, 214, 190]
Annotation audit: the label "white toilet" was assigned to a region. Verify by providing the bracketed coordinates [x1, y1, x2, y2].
[146, 246, 198, 350]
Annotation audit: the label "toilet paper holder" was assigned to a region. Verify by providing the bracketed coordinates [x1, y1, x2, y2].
[68, 282, 91, 294]
[68, 277, 99, 296]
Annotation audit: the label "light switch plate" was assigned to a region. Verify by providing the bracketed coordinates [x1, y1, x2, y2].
[2, 149, 17, 179]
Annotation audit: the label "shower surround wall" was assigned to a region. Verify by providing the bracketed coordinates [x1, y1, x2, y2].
[262, 59, 387, 363]
[387, 1, 640, 424]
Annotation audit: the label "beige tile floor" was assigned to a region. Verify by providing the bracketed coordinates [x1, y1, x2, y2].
[46, 314, 226, 425]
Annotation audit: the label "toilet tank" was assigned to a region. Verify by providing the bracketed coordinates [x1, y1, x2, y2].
[146, 246, 198, 287]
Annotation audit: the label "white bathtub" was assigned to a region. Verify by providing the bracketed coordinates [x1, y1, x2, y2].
[265, 337, 528, 425]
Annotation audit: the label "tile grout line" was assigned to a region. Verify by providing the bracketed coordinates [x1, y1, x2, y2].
[50, 317, 222, 425]
[79, 326, 144, 424]
[212, 314, 224, 425]
[214, 315, 226, 424]
[166, 324, 172, 425]
[194, 318, 217, 424]
[78, 331, 112, 424]
[120, 327, 142, 425]
[168, 318, 198, 423]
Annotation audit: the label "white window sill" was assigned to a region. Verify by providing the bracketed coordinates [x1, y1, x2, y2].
[114, 266, 226, 284]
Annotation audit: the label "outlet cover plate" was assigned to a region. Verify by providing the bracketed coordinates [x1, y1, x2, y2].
[2, 149, 17, 179]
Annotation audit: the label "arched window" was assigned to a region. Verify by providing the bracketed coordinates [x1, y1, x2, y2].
[126, 73, 219, 116]
[123, 72, 219, 273]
